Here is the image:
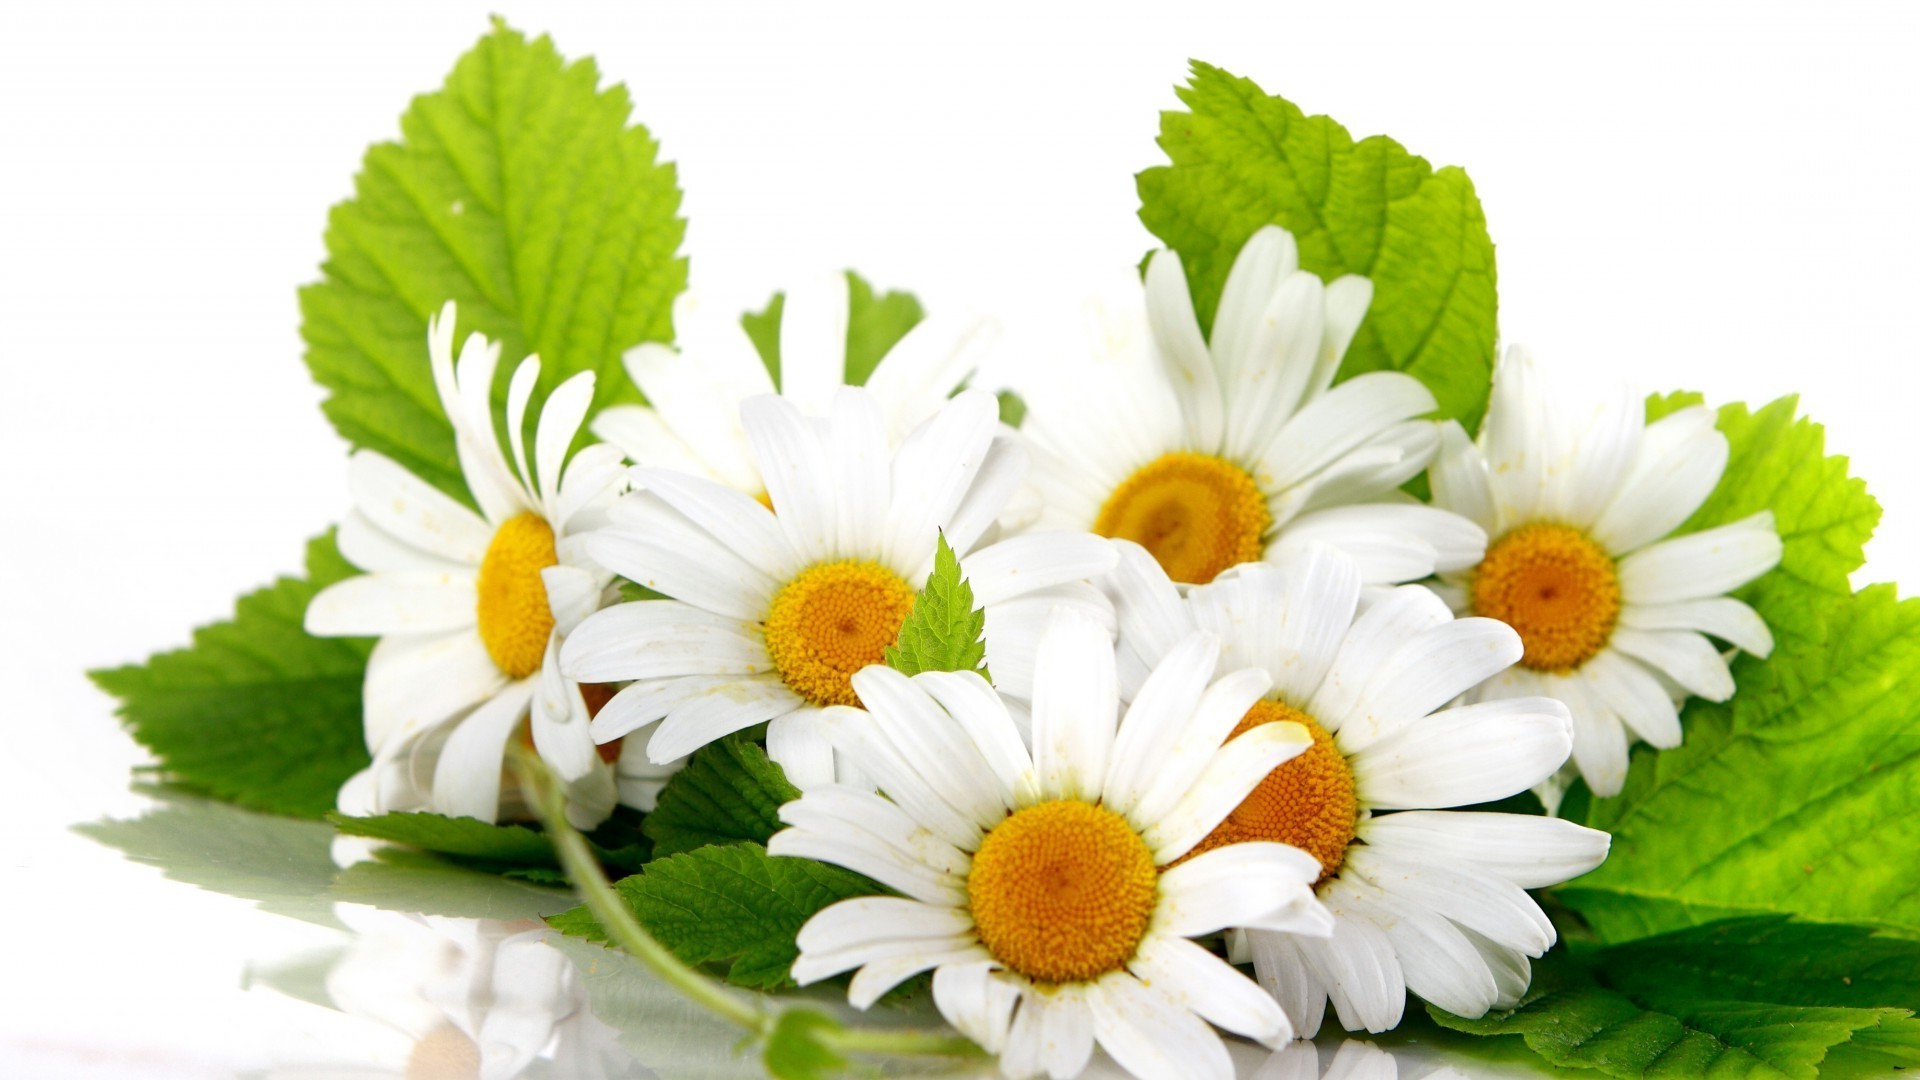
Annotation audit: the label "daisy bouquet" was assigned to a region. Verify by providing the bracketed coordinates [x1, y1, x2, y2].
[92, 20, 1920, 1080]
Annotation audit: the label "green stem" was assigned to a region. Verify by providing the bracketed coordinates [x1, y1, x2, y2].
[512, 745, 766, 1032]
[510, 746, 983, 1066]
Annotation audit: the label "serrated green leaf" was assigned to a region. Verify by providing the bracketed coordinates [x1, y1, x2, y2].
[548, 843, 882, 989]
[1138, 61, 1498, 430]
[996, 389, 1027, 428]
[1432, 919, 1920, 1079]
[1559, 586, 1920, 942]
[739, 271, 924, 391]
[884, 532, 989, 678]
[1649, 394, 1880, 651]
[300, 19, 686, 502]
[88, 534, 371, 818]
[643, 733, 800, 857]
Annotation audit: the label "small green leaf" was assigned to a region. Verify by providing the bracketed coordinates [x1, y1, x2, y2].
[1138, 61, 1498, 430]
[1431, 919, 1920, 1079]
[740, 271, 925, 390]
[996, 389, 1027, 428]
[643, 733, 800, 858]
[884, 532, 989, 678]
[301, 18, 687, 502]
[548, 842, 883, 989]
[88, 534, 371, 818]
[1559, 586, 1920, 942]
[763, 1009, 849, 1080]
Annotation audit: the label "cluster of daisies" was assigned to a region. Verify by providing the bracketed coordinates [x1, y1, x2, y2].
[304, 224, 1781, 1079]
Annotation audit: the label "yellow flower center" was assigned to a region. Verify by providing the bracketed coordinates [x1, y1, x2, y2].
[1092, 451, 1270, 585]
[1472, 523, 1621, 673]
[406, 1024, 480, 1080]
[1175, 700, 1357, 885]
[764, 560, 918, 707]
[475, 512, 558, 680]
[967, 800, 1159, 985]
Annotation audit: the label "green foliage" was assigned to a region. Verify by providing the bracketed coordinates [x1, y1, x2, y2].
[643, 733, 800, 858]
[740, 271, 925, 390]
[1138, 62, 1498, 430]
[301, 18, 687, 502]
[1559, 586, 1920, 942]
[884, 532, 990, 678]
[1645, 393, 1880, 651]
[995, 389, 1027, 428]
[1432, 918, 1920, 1078]
[548, 843, 883, 989]
[89, 534, 371, 818]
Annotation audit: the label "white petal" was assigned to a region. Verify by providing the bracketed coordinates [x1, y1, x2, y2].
[1307, 584, 1454, 730]
[768, 824, 964, 907]
[864, 315, 997, 443]
[540, 565, 600, 637]
[1032, 985, 1095, 1080]
[1155, 842, 1327, 938]
[1607, 629, 1737, 701]
[336, 509, 468, 575]
[1579, 648, 1683, 750]
[1427, 420, 1500, 534]
[1192, 547, 1360, 708]
[1350, 697, 1573, 809]
[740, 394, 839, 562]
[304, 572, 477, 637]
[1129, 666, 1273, 830]
[1086, 972, 1234, 1080]
[1029, 607, 1119, 803]
[777, 784, 972, 880]
[628, 467, 800, 581]
[430, 681, 535, 823]
[585, 511, 778, 621]
[1275, 504, 1487, 585]
[1590, 405, 1729, 554]
[1144, 722, 1312, 861]
[1143, 247, 1224, 451]
[1104, 632, 1221, 821]
[649, 678, 805, 763]
[560, 601, 768, 683]
[530, 634, 598, 780]
[1245, 929, 1328, 1041]
[1345, 885, 1499, 1019]
[622, 343, 761, 492]
[1256, 371, 1437, 492]
[588, 405, 715, 477]
[849, 666, 1009, 828]
[960, 533, 1118, 608]
[1130, 934, 1291, 1047]
[1616, 512, 1782, 604]
[1479, 347, 1551, 524]
[1553, 382, 1643, 529]
[533, 371, 594, 510]
[1621, 596, 1774, 657]
[346, 450, 494, 566]
[590, 675, 725, 742]
[778, 271, 851, 415]
[1108, 539, 1199, 674]
[361, 631, 506, 753]
[818, 707, 983, 850]
[913, 670, 1038, 808]
[765, 708, 838, 790]
[933, 962, 1019, 1055]
[1344, 846, 1555, 955]
[827, 388, 892, 559]
[938, 432, 1032, 559]
[1359, 810, 1610, 890]
[1223, 272, 1324, 462]
[883, 390, 999, 572]
[1292, 890, 1406, 1034]
[1328, 615, 1522, 753]
[847, 945, 993, 1011]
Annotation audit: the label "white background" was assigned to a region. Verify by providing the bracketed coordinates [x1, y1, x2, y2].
[2, 1, 1916, 1075]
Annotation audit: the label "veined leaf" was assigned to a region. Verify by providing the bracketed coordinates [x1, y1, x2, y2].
[884, 532, 990, 678]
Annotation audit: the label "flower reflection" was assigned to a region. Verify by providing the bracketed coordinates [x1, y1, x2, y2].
[1254, 1040, 1471, 1080]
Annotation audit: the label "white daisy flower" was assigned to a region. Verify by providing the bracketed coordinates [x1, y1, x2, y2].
[589, 278, 996, 497]
[1021, 225, 1484, 589]
[1108, 540, 1610, 1037]
[771, 608, 1334, 1080]
[307, 302, 627, 829]
[560, 386, 1117, 788]
[1427, 348, 1784, 798]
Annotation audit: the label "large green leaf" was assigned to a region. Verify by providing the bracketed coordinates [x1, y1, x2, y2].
[1432, 918, 1920, 1079]
[301, 19, 686, 501]
[642, 732, 800, 858]
[1559, 586, 1920, 942]
[739, 271, 924, 390]
[89, 535, 371, 818]
[1138, 62, 1498, 430]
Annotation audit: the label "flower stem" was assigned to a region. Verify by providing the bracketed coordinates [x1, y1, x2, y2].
[509, 746, 983, 1067]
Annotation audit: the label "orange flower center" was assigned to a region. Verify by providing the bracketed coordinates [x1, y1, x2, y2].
[1093, 451, 1270, 585]
[764, 560, 918, 707]
[1472, 523, 1621, 672]
[475, 513, 558, 679]
[967, 800, 1159, 984]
